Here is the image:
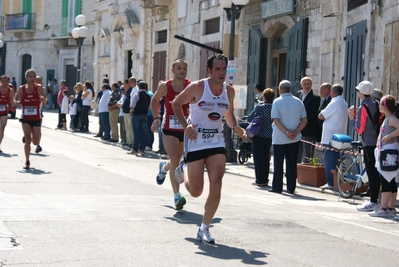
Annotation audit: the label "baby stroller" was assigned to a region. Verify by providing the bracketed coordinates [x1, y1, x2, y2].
[237, 117, 252, 164]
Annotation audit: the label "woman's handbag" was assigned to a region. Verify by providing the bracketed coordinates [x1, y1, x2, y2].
[246, 108, 262, 138]
[379, 149, 398, 171]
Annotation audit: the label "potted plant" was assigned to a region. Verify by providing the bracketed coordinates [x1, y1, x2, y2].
[297, 157, 327, 187]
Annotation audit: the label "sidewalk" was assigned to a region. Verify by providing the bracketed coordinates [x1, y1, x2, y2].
[38, 109, 367, 199]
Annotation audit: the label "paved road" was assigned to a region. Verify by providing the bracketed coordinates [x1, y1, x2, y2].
[0, 110, 398, 266]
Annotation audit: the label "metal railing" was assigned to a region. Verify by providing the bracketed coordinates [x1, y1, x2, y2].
[5, 13, 36, 30]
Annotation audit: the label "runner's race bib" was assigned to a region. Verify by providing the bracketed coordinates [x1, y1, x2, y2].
[24, 106, 37, 116]
[168, 115, 183, 129]
[196, 128, 220, 144]
[0, 105, 5, 112]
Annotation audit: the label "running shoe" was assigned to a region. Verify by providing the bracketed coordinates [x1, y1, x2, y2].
[356, 201, 378, 212]
[369, 206, 389, 218]
[156, 161, 167, 185]
[35, 145, 42, 153]
[0, 150, 2, 153]
[126, 149, 138, 154]
[174, 158, 186, 184]
[388, 208, 396, 218]
[174, 195, 186, 210]
[196, 227, 215, 244]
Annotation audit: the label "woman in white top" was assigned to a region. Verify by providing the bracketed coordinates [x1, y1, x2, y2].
[80, 81, 95, 133]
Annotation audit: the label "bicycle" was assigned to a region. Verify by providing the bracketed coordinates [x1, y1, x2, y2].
[332, 134, 367, 199]
[236, 118, 252, 164]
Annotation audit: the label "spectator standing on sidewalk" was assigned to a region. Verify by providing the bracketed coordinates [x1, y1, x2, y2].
[81, 81, 95, 133]
[295, 77, 320, 163]
[57, 80, 68, 129]
[122, 79, 134, 148]
[246, 88, 274, 187]
[68, 95, 77, 131]
[60, 90, 69, 130]
[348, 81, 380, 212]
[270, 80, 307, 194]
[117, 87, 127, 145]
[46, 78, 54, 109]
[98, 83, 111, 141]
[318, 84, 348, 189]
[130, 81, 151, 153]
[53, 79, 60, 109]
[108, 82, 121, 142]
[370, 95, 399, 218]
[316, 83, 331, 143]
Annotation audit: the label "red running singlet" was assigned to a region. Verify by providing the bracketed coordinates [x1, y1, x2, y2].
[20, 83, 42, 121]
[0, 87, 11, 115]
[162, 79, 190, 132]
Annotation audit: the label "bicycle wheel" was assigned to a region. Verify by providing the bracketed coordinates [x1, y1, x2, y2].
[336, 152, 358, 199]
[238, 150, 248, 164]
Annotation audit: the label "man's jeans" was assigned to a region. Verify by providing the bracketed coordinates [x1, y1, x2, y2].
[99, 112, 110, 139]
[132, 114, 148, 152]
[46, 93, 53, 109]
[323, 144, 340, 186]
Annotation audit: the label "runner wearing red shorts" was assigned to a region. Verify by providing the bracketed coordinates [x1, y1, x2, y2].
[14, 69, 47, 169]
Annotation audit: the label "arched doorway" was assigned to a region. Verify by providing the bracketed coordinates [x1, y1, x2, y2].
[21, 54, 32, 85]
[270, 27, 288, 91]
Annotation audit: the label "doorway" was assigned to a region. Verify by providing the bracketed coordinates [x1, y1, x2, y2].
[270, 28, 288, 93]
[21, 54, 32, 85]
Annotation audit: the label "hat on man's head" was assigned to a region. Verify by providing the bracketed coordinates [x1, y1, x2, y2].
[356, 81, 374, 95]
[371, 89, 383, 101]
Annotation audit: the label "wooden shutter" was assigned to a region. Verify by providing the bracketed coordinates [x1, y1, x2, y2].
[61, 0, 68, 36]
[152, 51, 167, 92]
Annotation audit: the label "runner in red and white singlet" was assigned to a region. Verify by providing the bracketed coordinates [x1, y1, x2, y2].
[0, 75, 16, 153]
[14, 69, 47, 169]
[150, 58, 190, 210]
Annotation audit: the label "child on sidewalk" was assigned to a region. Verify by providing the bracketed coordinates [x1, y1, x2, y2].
[371, 95, 399, 218]
[69, 95, 77, 131]
[60, 90, 68, 130]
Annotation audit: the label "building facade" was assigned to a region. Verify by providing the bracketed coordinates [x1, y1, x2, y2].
[1, 0, 399, 119]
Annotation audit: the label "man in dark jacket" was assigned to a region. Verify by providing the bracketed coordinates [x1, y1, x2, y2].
[316, 83, 332, 143]
[295, 77, 320, 163]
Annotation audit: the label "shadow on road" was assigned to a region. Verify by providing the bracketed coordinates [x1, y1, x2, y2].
[164, 208, 222, 227]
[186, 237, 268, 265]
[0, 152, 18, 158]
[17, 168, 52, 175]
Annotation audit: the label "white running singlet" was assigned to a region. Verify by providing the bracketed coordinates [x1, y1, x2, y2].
[186, 79, 229, 152]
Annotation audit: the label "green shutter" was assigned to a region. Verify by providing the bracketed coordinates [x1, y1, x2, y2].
[61, 0, 68, 36]
[22, 0, 32, 29]
[74, 0, 82, 23]
[23, 0, 32, 13]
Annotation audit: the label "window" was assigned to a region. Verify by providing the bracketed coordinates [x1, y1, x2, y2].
[61, 0, 82, 36]
[204, 17, 220, 35]
[156, 30, 167, 44]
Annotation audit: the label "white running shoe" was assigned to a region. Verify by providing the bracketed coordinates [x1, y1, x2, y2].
[369, 206, 389, 218]
[196, 227, 215, 244]
[388, 208, 396, 218]
[174, 159, 186, 184]
[156, 161, 167, 185]
[356, 201, 378, 212]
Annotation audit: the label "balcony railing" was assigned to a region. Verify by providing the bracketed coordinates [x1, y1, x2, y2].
[5, 13, 36, 31]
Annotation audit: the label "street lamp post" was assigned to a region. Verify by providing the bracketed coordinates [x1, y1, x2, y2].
[72, 15, 88, 84]
[220, 0, 249, 162]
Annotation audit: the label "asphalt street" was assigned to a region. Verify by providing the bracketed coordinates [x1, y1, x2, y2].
[0, 109, 398, 267]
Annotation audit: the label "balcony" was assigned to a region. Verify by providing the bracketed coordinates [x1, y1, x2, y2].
[5, 13, 36, 31]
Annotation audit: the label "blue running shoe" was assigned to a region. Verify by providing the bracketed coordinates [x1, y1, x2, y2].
[174, 195, 186, 210]
[156, 161, 167, 185]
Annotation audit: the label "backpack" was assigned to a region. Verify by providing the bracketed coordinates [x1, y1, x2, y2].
[363, 102, 385, 136]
